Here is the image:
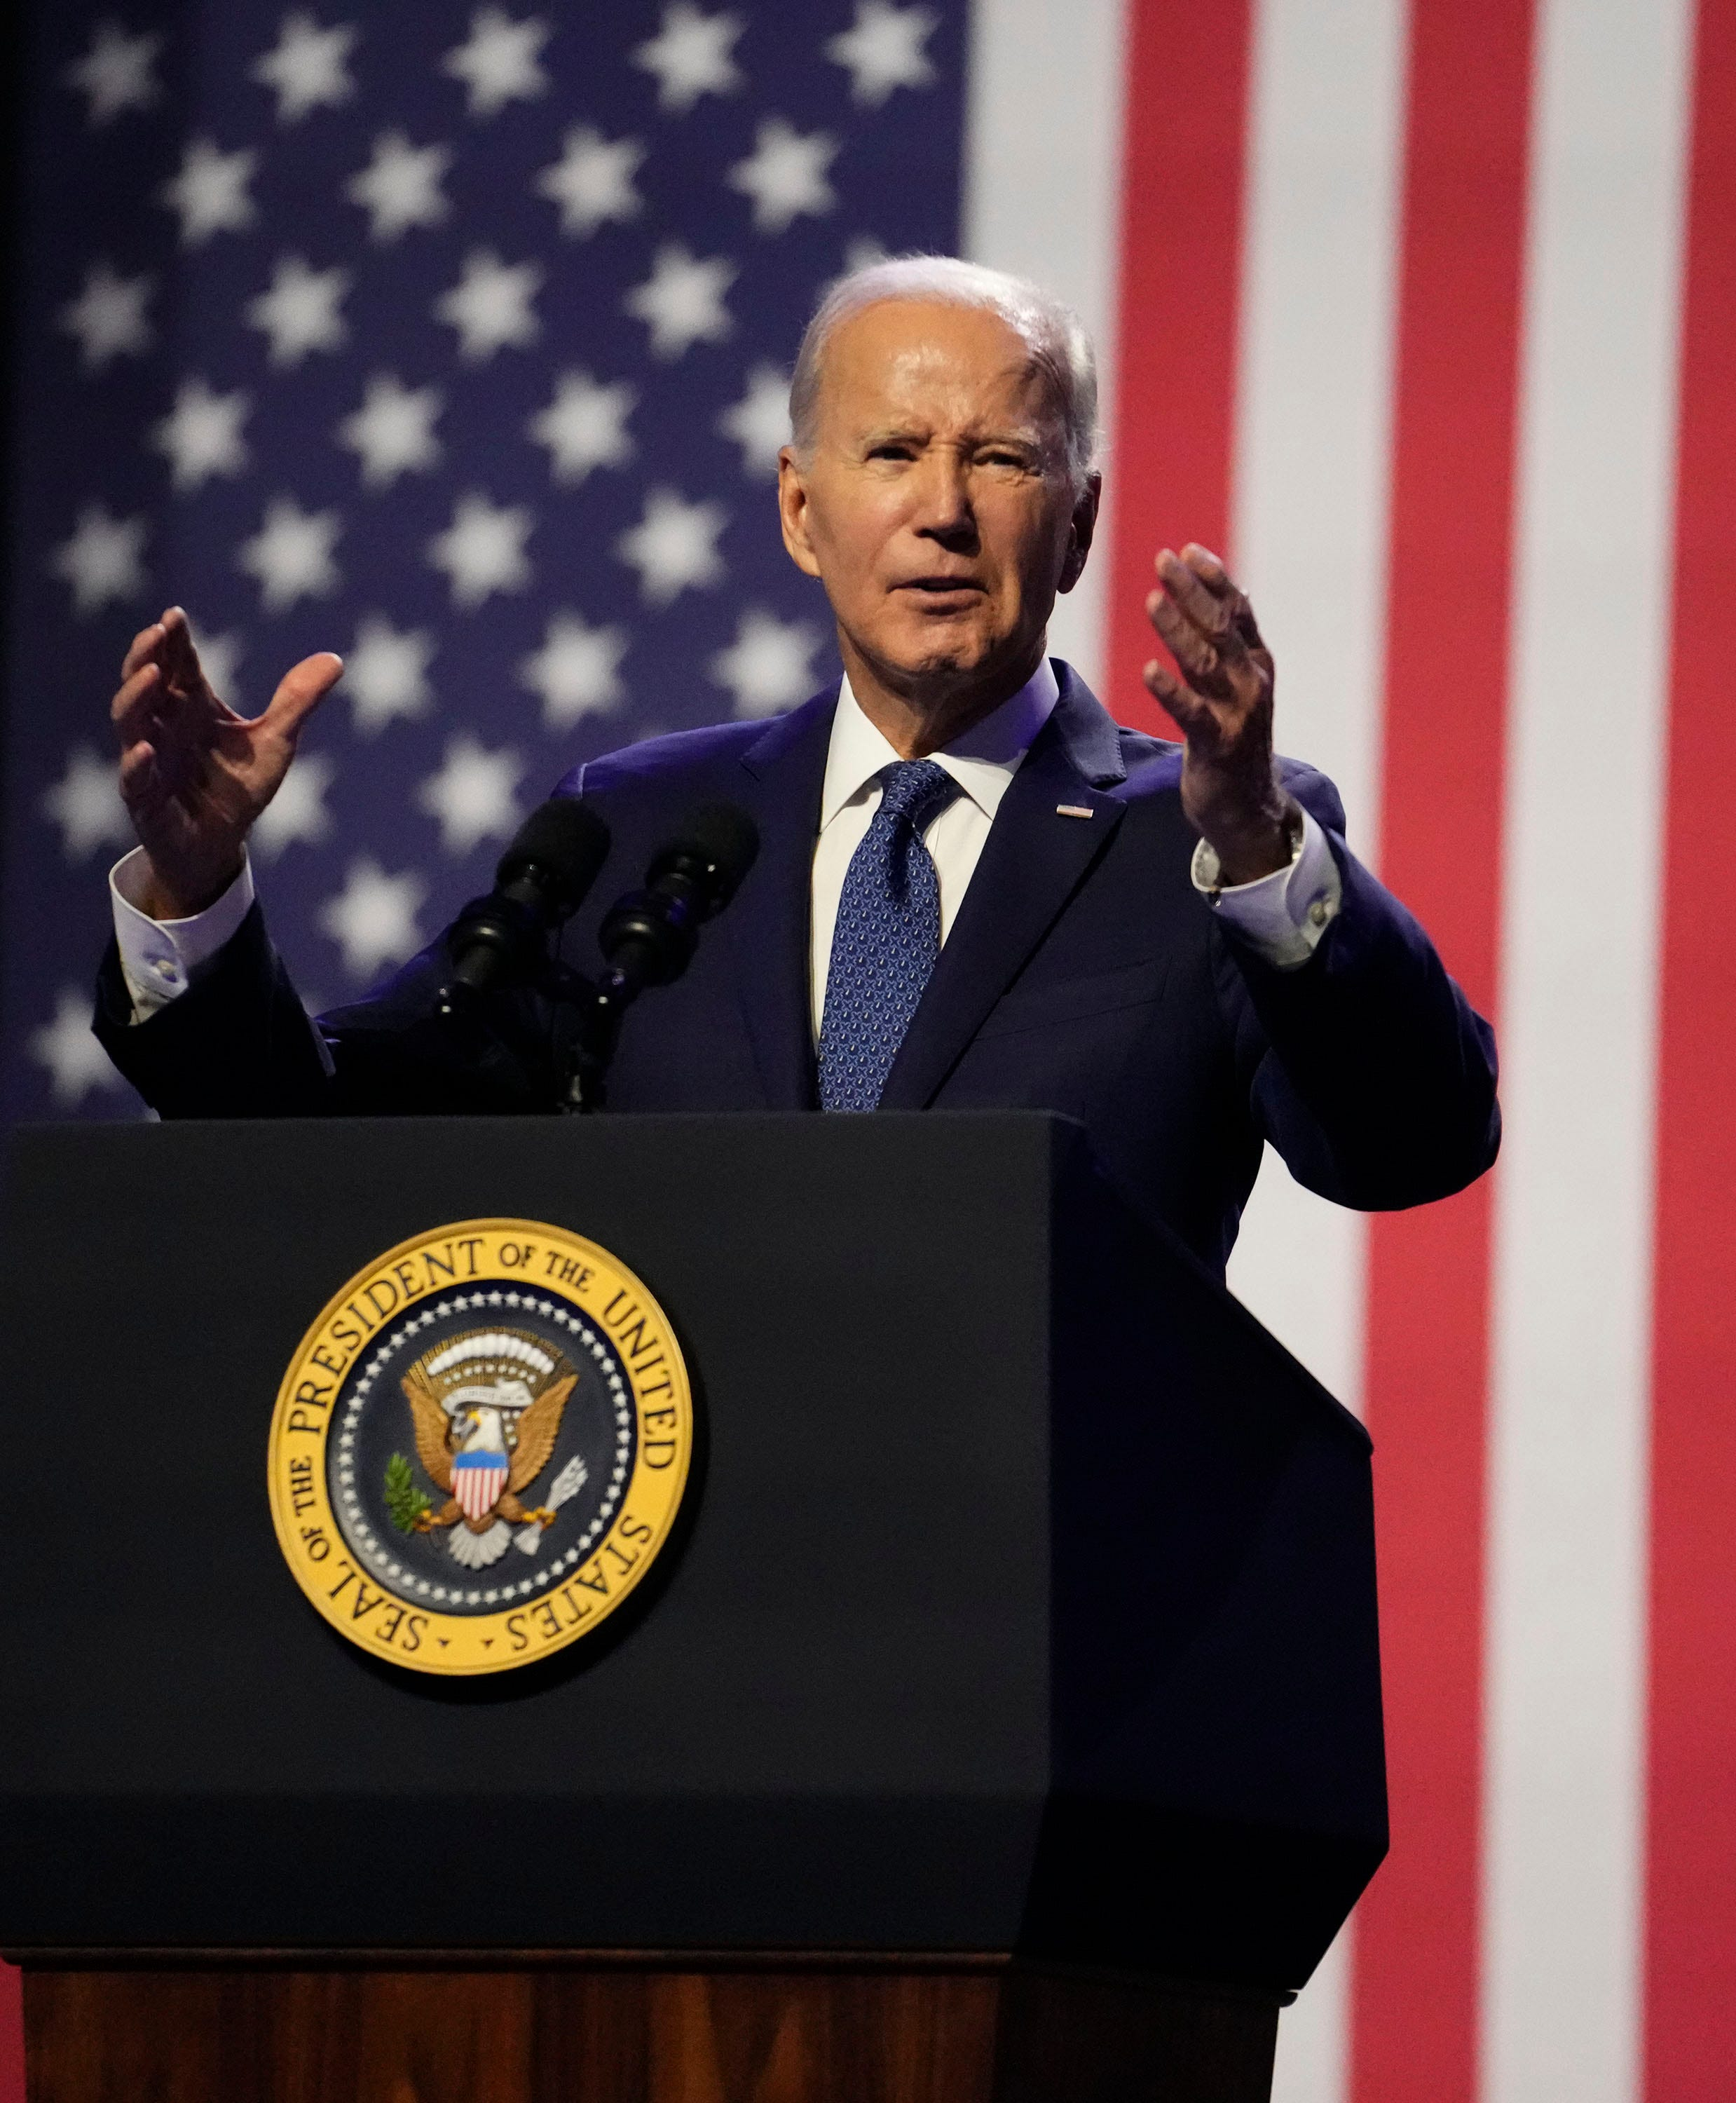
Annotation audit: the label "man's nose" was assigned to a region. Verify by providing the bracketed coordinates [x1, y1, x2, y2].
[910, 450, 976, 543]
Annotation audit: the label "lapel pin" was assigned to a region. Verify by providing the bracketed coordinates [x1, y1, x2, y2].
[1055, 803, 1095, 819]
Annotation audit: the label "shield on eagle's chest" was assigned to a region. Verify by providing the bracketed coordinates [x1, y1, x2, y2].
[453, 1450, 508, 1523]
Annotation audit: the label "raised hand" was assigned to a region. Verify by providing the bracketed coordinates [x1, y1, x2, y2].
[111, 607, 343, 919]
[1142, 545, 1297, 885]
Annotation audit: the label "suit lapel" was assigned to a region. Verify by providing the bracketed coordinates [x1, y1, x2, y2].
[728, 692, 835, 1108]
[877, 669, 1129, 1111]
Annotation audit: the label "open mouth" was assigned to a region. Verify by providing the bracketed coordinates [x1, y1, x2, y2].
[896, 577, 984, 606]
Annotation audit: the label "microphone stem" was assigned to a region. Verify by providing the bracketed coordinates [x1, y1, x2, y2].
[559, 965, 637, 1115]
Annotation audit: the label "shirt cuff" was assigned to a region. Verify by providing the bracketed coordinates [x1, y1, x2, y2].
[111, 848, 256, 1021]
[1190, 808, 1342, 968]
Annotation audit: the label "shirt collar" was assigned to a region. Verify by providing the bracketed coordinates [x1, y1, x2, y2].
[819, 658, 1061, 831]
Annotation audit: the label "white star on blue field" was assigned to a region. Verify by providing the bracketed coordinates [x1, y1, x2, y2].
[13, 1, 964, 1115]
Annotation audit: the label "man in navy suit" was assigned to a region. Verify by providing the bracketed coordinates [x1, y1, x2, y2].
[94, 257, 1497, 1276]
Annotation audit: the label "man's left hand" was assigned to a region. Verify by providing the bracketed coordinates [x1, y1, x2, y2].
[1143, 544, 1298, 885]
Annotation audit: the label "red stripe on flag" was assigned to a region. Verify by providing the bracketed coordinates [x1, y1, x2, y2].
[1105, 0, 1252, 734]
[1354, 2, 1533, 2096]
[1645, 0, 1736, 2090]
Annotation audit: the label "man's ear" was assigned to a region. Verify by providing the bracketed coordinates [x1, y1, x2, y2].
[1056, 472, 1102, 596]
[778, 448, 823, 579]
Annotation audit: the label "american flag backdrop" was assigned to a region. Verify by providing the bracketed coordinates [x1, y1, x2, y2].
[1, 1, 1734, 2099]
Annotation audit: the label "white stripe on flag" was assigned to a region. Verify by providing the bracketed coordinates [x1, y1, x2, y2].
[1231, 0, 1409, 862]
[1482, 0, 1694, 2094]
[1223, 0, 1410, 1414]
[1225, 5, 1409, 2097]
[962, 0, 1130, 693]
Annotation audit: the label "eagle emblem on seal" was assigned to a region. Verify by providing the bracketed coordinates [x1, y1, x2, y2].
[392, 1328, 582, 1572]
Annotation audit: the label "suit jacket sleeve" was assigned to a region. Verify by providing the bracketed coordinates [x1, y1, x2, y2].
[1213, 764, 1501, 1209]
[93, 904, 557, 1117]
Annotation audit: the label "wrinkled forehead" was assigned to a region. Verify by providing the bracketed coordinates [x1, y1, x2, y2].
[817, 298, 1067, 435]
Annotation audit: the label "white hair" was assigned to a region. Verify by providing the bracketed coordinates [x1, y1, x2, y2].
[788, 254, 1099, 489]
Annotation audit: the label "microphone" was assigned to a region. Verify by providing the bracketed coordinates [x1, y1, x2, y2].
[437, 796, 612, 1015]
[597, 803, 760, 989]
[559, 803, 759, 1111]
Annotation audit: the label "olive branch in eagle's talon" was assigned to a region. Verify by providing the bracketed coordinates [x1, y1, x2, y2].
[383, 1452, 431, 1534]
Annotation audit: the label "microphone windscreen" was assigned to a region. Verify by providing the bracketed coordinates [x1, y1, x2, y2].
[667, 803, 760, 905]
[495, 796, 613, 913]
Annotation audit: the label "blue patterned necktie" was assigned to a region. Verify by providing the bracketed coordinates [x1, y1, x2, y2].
[819, 758, 963, 1112]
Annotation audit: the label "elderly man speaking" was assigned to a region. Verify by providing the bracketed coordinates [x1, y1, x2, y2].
[94, 256, 1498, 1274]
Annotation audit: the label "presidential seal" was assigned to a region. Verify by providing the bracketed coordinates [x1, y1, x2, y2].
[268, 1218, 693, 1676]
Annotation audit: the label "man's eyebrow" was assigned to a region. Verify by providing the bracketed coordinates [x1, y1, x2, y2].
[854, 423, 1048, 449]
[842, 422, 1058, 468]
[962, 425, 1058, 462]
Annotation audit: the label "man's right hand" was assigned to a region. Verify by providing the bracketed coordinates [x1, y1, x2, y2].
[112, 607, 343, 920]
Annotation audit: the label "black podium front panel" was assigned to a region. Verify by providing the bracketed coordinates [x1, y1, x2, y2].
[0, 1112, 1383, 1988]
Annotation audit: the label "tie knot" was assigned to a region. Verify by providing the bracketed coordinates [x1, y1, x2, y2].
[875, 758, 959, 830]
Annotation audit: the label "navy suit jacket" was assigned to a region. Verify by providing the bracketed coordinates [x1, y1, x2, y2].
[95, 665, 1498, 1276]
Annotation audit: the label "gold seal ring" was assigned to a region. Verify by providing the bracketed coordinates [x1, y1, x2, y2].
[268, 1217, 693, 1676]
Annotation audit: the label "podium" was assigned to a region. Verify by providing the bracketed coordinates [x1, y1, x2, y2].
[0, 1112, 1384, 2101]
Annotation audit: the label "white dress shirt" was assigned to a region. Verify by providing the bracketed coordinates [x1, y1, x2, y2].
[111, 845, 259, 1021]
[111, 661, 1342, 1028]
[811, 660, 1062, 1035]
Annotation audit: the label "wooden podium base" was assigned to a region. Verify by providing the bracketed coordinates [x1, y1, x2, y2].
[17, 1952, 1283, 2103]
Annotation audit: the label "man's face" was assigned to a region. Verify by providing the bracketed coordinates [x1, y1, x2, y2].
[778, 299, 1098, 708]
